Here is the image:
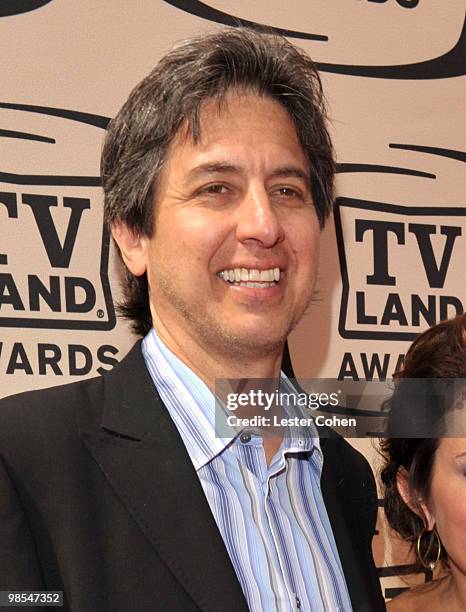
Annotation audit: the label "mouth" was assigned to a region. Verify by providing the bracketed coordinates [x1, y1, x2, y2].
[217, 267, 281, 288]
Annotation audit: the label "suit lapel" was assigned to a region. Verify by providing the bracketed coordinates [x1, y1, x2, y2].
[79, 343, 248, 612]
[320, 436, 384, 612]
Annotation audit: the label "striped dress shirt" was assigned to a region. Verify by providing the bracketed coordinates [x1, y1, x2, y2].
[142, 329, 352, 612]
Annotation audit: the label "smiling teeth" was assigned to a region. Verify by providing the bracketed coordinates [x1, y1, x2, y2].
[219, 267, 281, 283]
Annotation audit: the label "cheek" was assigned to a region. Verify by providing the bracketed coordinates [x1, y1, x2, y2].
[430, 482, 466, 566]
[291, 219, 320, 275]
[154, 210, 228, 265]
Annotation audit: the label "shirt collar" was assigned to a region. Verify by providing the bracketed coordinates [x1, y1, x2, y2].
[141, 327, 321, 471]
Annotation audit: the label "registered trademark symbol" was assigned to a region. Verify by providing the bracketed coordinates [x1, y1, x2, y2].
[97, 309, 104, 319]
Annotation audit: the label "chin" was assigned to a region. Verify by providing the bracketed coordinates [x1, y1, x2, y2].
[217, 325, 288, 358]
[179, 305, 292, 359]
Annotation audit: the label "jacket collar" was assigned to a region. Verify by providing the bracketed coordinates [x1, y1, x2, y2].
[80, 341, 249, 612]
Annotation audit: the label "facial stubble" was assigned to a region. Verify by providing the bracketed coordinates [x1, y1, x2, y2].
[150, 267, 315, 361]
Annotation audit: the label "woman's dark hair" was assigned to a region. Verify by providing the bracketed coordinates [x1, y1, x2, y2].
[380, 313, 466, 569]
[101, 27, 335, 336]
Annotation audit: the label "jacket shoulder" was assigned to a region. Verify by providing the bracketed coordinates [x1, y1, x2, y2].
[321, 434, 375, 486]
[320, 435, 378, 533]
[0, 375, 105, 453]
[0, 375, 103, 408]
[0, 341, 143, 453]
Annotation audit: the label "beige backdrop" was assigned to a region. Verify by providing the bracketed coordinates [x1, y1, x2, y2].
[1, 0, 465, 601]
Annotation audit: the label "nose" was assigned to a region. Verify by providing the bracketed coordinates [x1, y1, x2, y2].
[235, 185, 285, 248]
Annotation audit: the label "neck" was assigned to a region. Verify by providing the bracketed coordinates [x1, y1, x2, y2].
[151, 316, 284, 391]
[443, 566, 466, 611]
[151, 312, 286, 466]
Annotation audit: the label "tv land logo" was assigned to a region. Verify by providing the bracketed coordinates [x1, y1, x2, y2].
[335, 198, 466, 341]
[163, 0, 466, 79]
[0, 103, 114, 331]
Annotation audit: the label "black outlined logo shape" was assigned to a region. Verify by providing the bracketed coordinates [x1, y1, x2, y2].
[0, 102, 115, 330]
[0, 1, 53, 18]
[335, 198, 466, 341]
[163, 0, 466, 79]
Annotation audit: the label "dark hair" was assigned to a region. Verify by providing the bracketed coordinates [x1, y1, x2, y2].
[101, 27, 335, 336]
[380, 313, 466, 569]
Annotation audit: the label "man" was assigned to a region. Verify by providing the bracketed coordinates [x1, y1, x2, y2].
[0, 29, 385, 611]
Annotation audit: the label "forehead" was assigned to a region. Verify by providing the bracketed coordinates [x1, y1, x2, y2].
[436, 437, 466, 458]
[166, 91, 306, 166]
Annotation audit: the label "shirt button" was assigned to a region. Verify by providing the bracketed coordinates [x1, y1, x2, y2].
[240, 432, 251, 444]
[296, 595, 301, 609]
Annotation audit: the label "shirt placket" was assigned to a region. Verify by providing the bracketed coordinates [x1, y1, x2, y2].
[264, 446, 309, 612]
[236, 435, 297, 612]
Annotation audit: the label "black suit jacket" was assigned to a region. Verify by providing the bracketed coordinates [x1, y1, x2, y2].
[0, 343, 385, 611]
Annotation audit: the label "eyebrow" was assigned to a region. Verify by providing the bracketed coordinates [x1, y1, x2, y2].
[187, 162, 310, 184]
[187, 162, 242, 181]
[269, 166, 310, 184]
[456, 451, 466, 459]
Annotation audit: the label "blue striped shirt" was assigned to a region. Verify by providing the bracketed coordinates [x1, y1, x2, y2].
[142, 329, 352, 612]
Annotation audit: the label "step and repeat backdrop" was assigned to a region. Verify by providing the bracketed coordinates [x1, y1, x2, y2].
[1, 0, 465, 601]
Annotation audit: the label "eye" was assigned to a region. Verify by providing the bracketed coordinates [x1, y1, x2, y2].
[198, 183, 230, 195]
[275, 187, 300, 197]
[270, 185, 307, 204]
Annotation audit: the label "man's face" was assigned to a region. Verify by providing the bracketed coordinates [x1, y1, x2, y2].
[143, 92, 321, 357]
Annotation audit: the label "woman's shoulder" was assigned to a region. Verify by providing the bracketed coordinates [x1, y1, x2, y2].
[387, 588, 418, 611]
[387, 578, 446, 611]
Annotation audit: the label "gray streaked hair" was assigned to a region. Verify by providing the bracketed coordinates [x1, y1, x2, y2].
[101, 27, 335, 335]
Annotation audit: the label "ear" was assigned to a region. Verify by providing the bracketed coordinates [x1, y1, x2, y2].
[396, 467, 436, 530]
[111, 222, 148, 277]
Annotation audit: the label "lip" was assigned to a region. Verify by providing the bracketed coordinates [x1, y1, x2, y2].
[217, 270, 285, 302]
[227, 282, 283, 301]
